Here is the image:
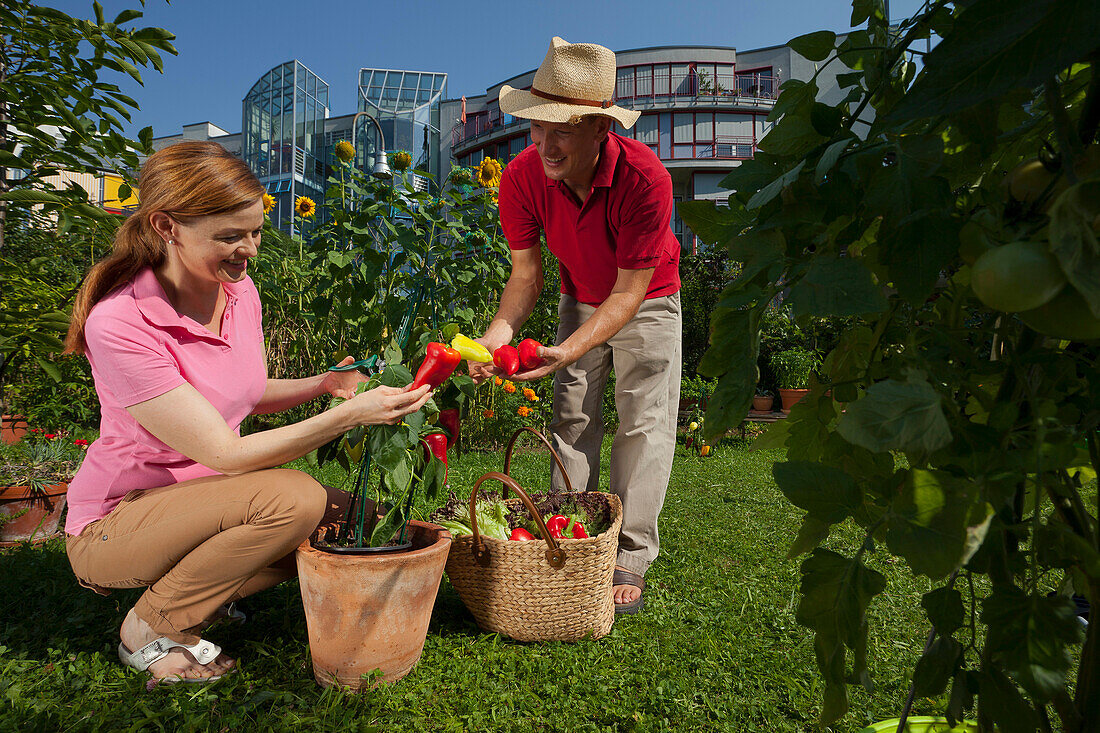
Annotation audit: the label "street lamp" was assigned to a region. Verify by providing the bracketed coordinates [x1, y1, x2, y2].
[351, 110, 391, 180]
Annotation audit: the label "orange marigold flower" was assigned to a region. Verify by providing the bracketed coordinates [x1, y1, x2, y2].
[503, 381, 516, 394]
[517, 406, 531, 417]
[494, 376, 503, 386]
[522, 388, 536, 401]
[483, 409, 495, 419]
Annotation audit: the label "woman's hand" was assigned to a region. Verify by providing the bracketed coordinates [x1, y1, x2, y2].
[344, 383, 432, 425]
[321, 356, 370, 399]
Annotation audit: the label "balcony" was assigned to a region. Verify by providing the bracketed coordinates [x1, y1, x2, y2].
[452, 72, 780, 152]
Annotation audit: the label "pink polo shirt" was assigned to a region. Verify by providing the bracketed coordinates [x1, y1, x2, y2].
[498, 132, 681, 306]
[65, 267, 267, 536]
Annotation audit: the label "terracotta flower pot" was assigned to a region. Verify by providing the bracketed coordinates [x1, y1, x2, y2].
[296, 520, 452, 689]
[1, 415, 28, 445]
[751, 395, 774, 412]
[0, 483, 68, 545]
[778, 388, 810, 413]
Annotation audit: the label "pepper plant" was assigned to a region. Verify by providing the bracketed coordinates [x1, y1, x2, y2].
[679, 1, 1099, 730]
[250, 157, 508, 547]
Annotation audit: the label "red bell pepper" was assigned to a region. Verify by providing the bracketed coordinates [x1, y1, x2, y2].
[566, 518, 589, 539]
[509, 527, 535, 541]
[518, 338, 544, 370]
[411, 342, 461, 391]
[438, 408, 460, 449]
[421, 432, 449, 483]
[493, 344, 521, 376]
[545, 514, 568, 539]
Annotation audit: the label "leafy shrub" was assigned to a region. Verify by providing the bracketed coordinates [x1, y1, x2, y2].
[768, 348, 819, 390]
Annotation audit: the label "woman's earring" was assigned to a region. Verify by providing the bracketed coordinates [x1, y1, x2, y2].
[168, 239, 175, 245]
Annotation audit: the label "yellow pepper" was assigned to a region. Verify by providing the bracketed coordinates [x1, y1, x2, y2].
[451, 333, 493, 362]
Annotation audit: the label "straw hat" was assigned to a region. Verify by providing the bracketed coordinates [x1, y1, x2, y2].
[499, 37, 640, 129]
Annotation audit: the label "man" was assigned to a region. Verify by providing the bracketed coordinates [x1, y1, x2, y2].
[471, 37, 682, 615]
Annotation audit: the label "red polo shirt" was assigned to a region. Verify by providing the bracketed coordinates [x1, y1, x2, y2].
[498, 131, 681, 306]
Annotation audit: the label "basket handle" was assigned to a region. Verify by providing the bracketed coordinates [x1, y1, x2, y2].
[502, 426, 576, 498]
[468, 471, 566, 570]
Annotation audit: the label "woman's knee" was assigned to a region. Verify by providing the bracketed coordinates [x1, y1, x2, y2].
[251, 469, 327, 529]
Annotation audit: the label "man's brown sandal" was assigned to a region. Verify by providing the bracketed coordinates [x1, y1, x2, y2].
[613, 568, 645, 615]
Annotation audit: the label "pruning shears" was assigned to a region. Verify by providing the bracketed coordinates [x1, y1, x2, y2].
[327, 354, 383, 375]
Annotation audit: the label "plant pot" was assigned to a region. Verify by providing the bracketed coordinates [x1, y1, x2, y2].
[860, 717, 979, 732]
[778, 388, 810, 413]
[1, 415, 28, 445]
[678, 398, 698, 412]
[0, 483, 67, 545]
[751, 395, 774, 412]
[295, 520, 452, 689]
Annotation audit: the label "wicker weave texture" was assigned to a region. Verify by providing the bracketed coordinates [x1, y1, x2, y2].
[445, 493, 622, 641]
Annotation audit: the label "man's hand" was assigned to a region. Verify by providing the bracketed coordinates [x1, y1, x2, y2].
[468, 337, 504, 384]
[510, 343, 574, 382]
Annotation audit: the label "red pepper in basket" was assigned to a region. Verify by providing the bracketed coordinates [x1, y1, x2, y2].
[545, 514, 568, 539]
[566, 519, 589, 539]
[421, 433, 449, 483]
[438, 408, 460, 449]
[411, 342, 461, 391]
[493, 344, 521, 376]
[518, 338, 544, 370]
[509, 527, 535, 541]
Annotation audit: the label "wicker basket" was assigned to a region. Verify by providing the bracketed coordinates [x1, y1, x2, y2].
[444, 428, 622, 641]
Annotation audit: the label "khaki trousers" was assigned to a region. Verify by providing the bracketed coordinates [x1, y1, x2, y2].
[550, 293, 682, 577]
[66, 469, 348, 645]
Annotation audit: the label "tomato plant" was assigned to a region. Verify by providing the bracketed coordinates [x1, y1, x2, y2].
[679, 1, 1100, 730]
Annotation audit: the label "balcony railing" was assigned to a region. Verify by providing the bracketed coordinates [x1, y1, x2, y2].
[452, 72, 780, 150]
[617, 72, 779, 103]
[663, 136, 758, 162]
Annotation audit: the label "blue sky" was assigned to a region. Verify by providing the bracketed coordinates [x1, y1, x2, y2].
[49, 0, 927, 139]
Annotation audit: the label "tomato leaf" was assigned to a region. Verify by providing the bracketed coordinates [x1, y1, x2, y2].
[1049, 180, 1100, 318]
[885, 469, 993, 579]
[837, 377, 952, 455]
[773, 460, 862, 524]
[788, 256, 887, 318]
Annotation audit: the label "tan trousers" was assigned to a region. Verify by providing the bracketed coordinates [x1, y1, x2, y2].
[550, 293, 682, 577]
[66, 469, 348, 646]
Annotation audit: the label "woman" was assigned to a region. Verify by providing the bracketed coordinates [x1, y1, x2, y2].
[62, 141, 432, 684]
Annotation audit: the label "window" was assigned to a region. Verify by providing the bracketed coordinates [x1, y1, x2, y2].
[673, 113, 693, 144]
[636, 115, 658, 146]
[616, 67, 634, 99]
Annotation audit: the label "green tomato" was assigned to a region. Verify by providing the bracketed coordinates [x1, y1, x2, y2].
[1019, 287, 1100, 341]
[971, 241, 1066, 313]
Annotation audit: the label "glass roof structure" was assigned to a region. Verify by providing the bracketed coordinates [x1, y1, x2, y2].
[243, 60, 329, 232]
[358, 68, 447, 182]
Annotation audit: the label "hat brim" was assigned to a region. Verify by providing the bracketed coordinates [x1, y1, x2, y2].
[499, 85, 640, 129]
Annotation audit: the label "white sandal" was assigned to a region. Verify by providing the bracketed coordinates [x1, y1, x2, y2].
[118, 636, 228, 684]
[216, 602, 247, 625]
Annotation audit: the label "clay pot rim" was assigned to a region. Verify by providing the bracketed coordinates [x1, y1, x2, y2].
[298, 519, 452, 564]
[1, 483, 69, 499]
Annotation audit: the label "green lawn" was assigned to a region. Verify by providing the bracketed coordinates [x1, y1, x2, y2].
[0, 438, 941, 732]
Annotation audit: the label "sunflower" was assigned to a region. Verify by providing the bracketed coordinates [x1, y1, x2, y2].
[517, 406, 531, 418]
[295, 196, 316, 218]
[476, 157, 502, 188]
[261, 192, 276, 214]
[391, 150, 412, 172]
[503, 380, 516, 394]
[334, 140, 355, 163]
